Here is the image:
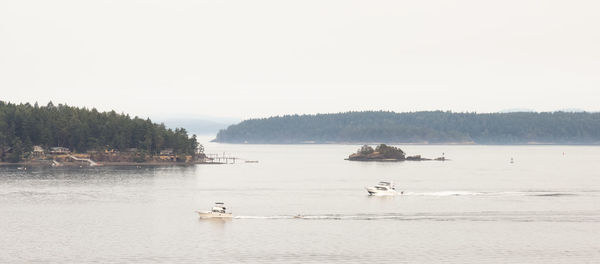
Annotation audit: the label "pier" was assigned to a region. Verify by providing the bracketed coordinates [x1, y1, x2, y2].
[205, 153, 238, 164]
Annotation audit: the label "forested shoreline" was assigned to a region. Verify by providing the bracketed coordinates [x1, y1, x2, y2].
[214, 111, 600, 144]
[0, 101, 199, 162]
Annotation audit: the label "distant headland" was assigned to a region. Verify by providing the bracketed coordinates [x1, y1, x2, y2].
[0, 101, 207, 166]
[213, 111, 600, 144]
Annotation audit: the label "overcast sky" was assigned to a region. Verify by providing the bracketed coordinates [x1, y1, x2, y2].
[1, 0, 599, 120]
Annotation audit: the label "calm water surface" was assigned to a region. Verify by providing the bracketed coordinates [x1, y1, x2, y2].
[1, 144, 599, 263]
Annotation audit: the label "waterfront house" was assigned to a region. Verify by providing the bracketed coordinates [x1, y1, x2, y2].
[50, 147, 70, 154]
[32, 146, 45, 158]
[160, 148, 174, 156]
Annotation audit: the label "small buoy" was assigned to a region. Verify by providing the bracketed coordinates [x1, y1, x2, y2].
[510, 158, 514, 164]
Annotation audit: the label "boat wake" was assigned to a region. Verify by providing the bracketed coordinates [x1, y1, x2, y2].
[402, 190, 584, 197]
[234, 211, 600, 222]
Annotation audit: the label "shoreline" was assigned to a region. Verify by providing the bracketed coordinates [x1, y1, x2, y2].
[345, 157, 447, 162]
[0, 161, 224, 167]
[210, 141, 600, 146]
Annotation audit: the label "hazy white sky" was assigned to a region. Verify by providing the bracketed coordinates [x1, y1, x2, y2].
[1, 0, 599, 119]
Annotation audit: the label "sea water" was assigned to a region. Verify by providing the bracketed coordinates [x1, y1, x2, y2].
[1, 144, 599, 263]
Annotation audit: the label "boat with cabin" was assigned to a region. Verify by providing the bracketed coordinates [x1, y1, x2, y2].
[365, 181, 399, 196]
[197, 202, 233, 219]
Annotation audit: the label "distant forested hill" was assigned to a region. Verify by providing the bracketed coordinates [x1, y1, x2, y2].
[160, 118, 236, 135]
[214, 111, 600, 144]
[0, 101, 198, 158]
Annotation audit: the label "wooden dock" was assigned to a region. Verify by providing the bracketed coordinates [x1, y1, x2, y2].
[205, 153, 238, 164]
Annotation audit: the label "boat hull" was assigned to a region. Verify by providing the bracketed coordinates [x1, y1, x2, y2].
[197, 211, 233, 219]
[366, 187, 397, 196]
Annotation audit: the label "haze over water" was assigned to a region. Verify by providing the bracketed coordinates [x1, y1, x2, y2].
[1, 143, 599, 263]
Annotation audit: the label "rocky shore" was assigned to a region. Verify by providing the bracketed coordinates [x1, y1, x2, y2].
[0, 151, 221, 167]
[346, 144, 447, 162]
[0, 160, 223, 167]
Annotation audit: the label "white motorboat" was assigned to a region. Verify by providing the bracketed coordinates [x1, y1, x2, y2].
[365, 181, 398, 196]
[197, 202, 233, 219]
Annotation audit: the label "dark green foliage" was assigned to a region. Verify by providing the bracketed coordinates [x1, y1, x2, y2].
[0, 101, 198, 162]
[133, 151, 148, 163]
[214, 111, 600, 144]
[357, 145, 374, 155]
[374, 144, 405, 159]
[348, 144, 405, 160]
[7, 139, 24, 162]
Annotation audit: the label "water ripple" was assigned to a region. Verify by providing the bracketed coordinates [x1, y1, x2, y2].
[234, 211, 600, 222]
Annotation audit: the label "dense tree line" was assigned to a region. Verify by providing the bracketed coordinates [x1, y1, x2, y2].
[0, 101, 199, 161]
[214, 111, 600, 144]
[351, 144, 406, 160]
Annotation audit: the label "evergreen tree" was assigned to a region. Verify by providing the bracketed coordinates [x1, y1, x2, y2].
[215, 111, 600, 144]
[0, 101, 199, 161]
[7, 139, 24, 163]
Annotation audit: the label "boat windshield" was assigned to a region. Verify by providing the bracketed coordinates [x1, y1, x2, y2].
[378, 182, 391, 186]
[212, 207, 226, 213]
